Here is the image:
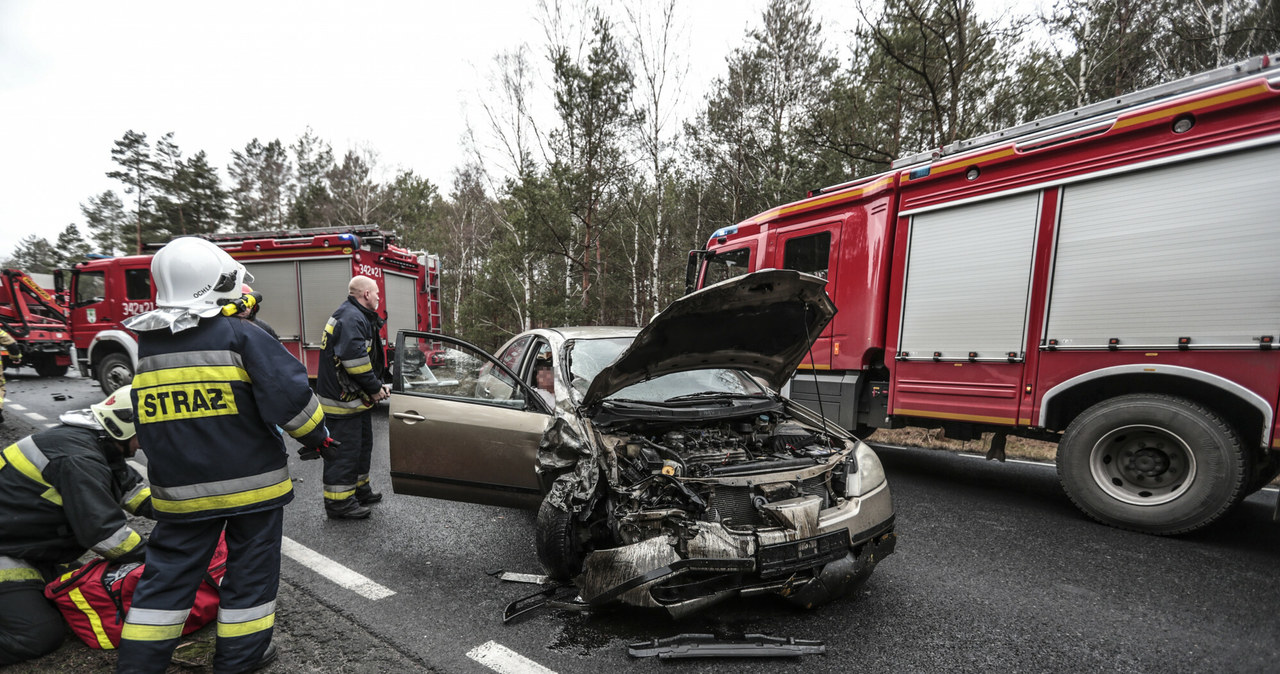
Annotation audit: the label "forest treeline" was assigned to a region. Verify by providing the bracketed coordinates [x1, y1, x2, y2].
[7, 0, 1277, 349]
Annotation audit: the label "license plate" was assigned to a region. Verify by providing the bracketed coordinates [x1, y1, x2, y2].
[757, 530, 850, 579]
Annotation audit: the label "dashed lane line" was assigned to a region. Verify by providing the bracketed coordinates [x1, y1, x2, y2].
[5, 402, 25, 410]
[280, 537, 396, 600]
[44, 423, 57, 428]
[467, 641, 556, 674]
[25, 412, 47, 421]
[126, 461, 399, 600]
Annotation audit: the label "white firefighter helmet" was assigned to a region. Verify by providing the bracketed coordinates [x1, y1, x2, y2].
[90, 385, 136, 441]
[151, 237, 254, 317]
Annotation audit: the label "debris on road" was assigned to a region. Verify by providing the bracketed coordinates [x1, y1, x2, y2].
[627, 633, 826, 659]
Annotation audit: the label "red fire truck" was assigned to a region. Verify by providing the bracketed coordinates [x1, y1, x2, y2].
[688, 55, 1280, 534]
[0, 269, 73, 377]
[64, 227, 442, 394]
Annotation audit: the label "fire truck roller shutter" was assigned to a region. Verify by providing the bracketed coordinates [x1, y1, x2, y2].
[1045, 143, 1280, 349]
[383, 273, 417, 347]
[240, 261, 301, 341]
[899, 193, 1040, 360]
[299, 259, 354, 347]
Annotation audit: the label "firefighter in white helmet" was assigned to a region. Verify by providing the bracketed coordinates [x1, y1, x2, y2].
[0, 386, 151, 665]
[116, 237, 336, 673]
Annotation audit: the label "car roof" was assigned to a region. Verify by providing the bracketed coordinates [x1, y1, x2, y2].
[542, 326, 640, 340]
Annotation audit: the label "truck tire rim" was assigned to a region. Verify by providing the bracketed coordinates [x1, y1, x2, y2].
[105, 364, 132, 391]
[1088, 424, 1197, 506]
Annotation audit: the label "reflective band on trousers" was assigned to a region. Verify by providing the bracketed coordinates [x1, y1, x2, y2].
[151, 466, 292, 514]
[122, 607, 190, 642]
[91, 523, 143, 559]
[217, 600, 276, 638]
[282, 395, 324, 438]
[69, 587, 114, 649]
[0, 556, 42, 584]
[2, 437, 63, 505]
[324, 483, 357, 501]
[319, 396, 369, 416]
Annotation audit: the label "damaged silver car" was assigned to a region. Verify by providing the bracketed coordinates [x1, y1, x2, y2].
[389, 269, 896, 617]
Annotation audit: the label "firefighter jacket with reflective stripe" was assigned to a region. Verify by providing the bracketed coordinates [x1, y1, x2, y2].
[132, 314, 328, 521]
[0, 425, 148, 565]
[316, 296, 385, 416]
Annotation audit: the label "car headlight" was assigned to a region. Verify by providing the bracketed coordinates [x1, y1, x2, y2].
[846, 441, 886, 498]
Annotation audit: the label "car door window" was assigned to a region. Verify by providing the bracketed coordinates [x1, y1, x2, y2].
[396, 333, 529, 409]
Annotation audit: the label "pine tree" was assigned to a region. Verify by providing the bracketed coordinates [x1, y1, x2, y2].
[106, 130, 159, 253]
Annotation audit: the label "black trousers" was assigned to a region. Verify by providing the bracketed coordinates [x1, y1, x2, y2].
[322, 412, 374, 508]
[0, 576, 64, 665]
[116, 508, 282, 674]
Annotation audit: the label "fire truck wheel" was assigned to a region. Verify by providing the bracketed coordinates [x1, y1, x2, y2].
[1056, 394, 1246, 535]
[97, 353, 134, 395]
[32, 356, 69, 378]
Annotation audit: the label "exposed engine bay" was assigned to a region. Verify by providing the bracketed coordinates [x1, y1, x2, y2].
[594, 412, 854, 547]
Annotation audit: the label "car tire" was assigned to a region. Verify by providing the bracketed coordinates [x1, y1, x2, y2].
[1056, 394, 1247, 535]
[97, 353, 134, 395]
[534, 495, 584, 580]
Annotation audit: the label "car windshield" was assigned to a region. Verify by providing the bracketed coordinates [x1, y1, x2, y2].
[566, 337, 767, 402]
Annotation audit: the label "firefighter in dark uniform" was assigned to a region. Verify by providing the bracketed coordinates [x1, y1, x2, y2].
[116, 237, 335, 674]
[316, 275, 388, 519]
[0, 387, 150, 665]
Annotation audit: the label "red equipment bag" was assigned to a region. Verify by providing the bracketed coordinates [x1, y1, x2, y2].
[43, 533, 228, 649]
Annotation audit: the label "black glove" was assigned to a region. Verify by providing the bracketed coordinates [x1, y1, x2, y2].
[297, 436, 340, 461]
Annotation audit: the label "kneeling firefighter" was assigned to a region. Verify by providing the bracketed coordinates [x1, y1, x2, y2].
[0, 388, 151, 665]
[116, 237, 337, 673]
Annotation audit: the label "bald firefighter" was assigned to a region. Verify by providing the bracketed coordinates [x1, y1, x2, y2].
[116, 237, 336, 673]
[0, 388, 150, 665]
[316, 275, 388, 519]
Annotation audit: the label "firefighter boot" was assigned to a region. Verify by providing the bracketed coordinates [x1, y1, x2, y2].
[325, 498, 371, 520]
[355, 477, 382, 506]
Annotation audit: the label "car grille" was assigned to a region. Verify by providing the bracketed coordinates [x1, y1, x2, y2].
[703, 476, 830, 527]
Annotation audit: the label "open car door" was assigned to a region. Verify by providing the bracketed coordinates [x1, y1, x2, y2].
[389, 331, 552, 509]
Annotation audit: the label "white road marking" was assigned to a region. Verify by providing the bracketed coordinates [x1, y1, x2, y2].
[25, 412, 47, 421]
[280, 537, 396, 600]
[128, 460, 148, 480]
[7, 402, 26, 411]
[44, 423, 58, 428]
[466, 641, 556, 674]
[498, 572, 551, 585]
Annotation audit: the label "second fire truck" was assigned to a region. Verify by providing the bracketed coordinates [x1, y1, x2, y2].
[688, 55, 1280, 534]
[64, 227, 442, 394]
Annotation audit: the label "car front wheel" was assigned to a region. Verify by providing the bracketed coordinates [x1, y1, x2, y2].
[534, 495, 585, 580]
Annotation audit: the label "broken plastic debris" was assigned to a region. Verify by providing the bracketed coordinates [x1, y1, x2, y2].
[627, 633, 826, 659]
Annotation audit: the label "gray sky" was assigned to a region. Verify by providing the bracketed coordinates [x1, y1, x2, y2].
[1, 0, 1033, 260]
[0, 0, 837, 259]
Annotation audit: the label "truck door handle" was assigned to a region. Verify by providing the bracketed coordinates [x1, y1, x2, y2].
[393, 411, 426, 422]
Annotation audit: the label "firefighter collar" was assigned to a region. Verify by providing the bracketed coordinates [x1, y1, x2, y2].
[122, 307, 202, 333]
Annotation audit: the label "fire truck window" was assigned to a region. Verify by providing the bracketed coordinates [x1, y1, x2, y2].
[783, 232, 831, 280]
[76, 271, 105, 306]
[704, 248, 752, 286]
[124, 269, 151, 300]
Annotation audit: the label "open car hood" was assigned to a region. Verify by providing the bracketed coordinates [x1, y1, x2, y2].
[581, 269, 836, 409]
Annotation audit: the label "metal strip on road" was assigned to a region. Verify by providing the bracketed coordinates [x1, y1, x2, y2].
[280, 537, 396, 600]
[467, 641, 556, 674]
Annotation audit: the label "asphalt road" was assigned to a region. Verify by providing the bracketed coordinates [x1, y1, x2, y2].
[4, 369, 1279, 673]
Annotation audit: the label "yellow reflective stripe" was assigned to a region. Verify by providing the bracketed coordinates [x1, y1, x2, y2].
[286, 405, 324, 439]
[151, 478, 293, 514]
[320, 405, 367, 416]
[132, 365, 251, 389]
[324, 488, 356, 500]
[0, 568, 44, 583]
[324, 323, 335, 334]
[2, 443, 62, 505]
[105, 530, 143, 559]
[125, 487, 152, 513]
[346, 361, 373, 374]
[69, 588, 115, 649]
[121, 622, 185, 642]
[217, 613, 275, 638]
